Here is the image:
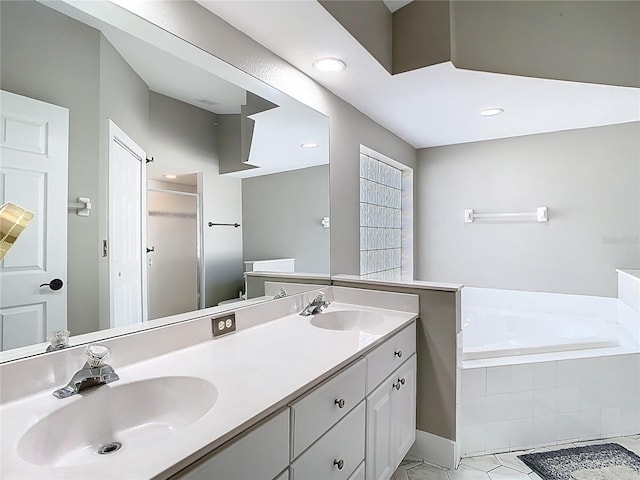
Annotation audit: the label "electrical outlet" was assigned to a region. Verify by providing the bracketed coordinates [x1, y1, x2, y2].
[212, 313, 236, 337]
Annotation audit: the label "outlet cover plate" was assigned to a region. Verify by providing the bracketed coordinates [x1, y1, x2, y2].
[212, 313, 236, 337]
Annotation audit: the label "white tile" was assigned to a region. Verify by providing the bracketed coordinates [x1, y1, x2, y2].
[556, 413, 581, 442]
[620, 407, 640, 435]
[578, 409, 601, 441]
[485, 421, 510, 453]
[601, 407, 622, 437]
[511, 364, 534, 392]
[533, 362, 556, 389]
[533, 388, 556, 417]
[394, 469, 410, 480]
[495, 452, 533, 474]
[406, 463, 449, 480]
[447, 465, 491, 480]
[488, 466, 530, 480]
[462, 396, 488, 426]
[533, 416, 557, 447]
[557, 386, 581, 413]
[505, 391, 535, 420]
[556, 359, 582, 387]
[460, 455, 501, 473]
[509, 418, 535, 451]
[461, 425, 487, 456]
[487, 366, 511, 396]
[462, 368, 487, 399]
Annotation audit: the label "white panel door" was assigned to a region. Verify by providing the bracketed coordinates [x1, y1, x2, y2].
[108, 120, 146, 327]
[0, 90, 68, 350]
[391, 355, 417, 467]
[366, 379, 394, 480]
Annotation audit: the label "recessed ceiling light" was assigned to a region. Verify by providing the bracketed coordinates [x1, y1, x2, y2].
[164, 174, 177, 179]
[301, 143, 319, 148]
[312, 58, 346, 73]
[480, 108, 504, 117]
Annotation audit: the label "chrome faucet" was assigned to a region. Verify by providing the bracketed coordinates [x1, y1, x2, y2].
[300, 292, 330, 316]
[52, 344, 119, 399]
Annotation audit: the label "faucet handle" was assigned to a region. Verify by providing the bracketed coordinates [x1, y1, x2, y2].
[46, 330, 70, 352]
[314, 291, 326, 302]
[85, 344, 111, 367]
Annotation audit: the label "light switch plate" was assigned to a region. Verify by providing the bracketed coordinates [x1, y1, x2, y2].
[212, 313, 236, 337]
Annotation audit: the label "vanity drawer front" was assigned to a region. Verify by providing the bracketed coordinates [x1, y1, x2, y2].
[366, 322, 415, 394]
[291, 401, 365, 480]
[348, 462, 365, 480]
[177, 408, 289, 480]
[291, 357, 366, 458]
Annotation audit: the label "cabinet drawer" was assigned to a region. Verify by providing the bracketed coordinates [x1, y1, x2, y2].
[292, 401, 365, 480]
[291, 358, 366, 458]
[348, 462, 365, 480]
[366, 322, 415, 394]
[176, 409, 289, 480]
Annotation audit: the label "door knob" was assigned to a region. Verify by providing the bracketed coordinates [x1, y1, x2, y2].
[40, 278, 64, 291]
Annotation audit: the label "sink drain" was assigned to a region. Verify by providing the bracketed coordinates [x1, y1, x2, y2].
[97, 442, 122, 455]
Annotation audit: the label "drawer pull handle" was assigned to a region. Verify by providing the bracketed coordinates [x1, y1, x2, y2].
[335, 398, 345, 409]
[334, 459, 345, 470]
[394, 350, 403, 358]
[393, 377, 406, 390]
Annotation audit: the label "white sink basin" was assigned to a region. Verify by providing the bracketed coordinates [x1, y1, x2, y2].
[17, 376, 217, 467]
[310, 310, 385, 332]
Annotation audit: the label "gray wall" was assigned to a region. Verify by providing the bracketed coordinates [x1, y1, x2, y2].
[332, 278, 460, 442]
[417, 123, 640, 297]
[147, 92, 244, 306]
[319, 0, 392, 73]
[116, 0, 418, 280]
[0, 0, 101, 336]
[242, 165, 330, 274]
[451, 1, 640, 88]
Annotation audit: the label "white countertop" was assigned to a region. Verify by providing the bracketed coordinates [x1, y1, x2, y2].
[332, 274, 463, 292]
[0, 301, 416, 479]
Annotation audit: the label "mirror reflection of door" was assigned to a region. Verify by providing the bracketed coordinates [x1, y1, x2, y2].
[107, 120, 147, 328]
[147, 178, 201, 320]
[0, 90, 68, 350]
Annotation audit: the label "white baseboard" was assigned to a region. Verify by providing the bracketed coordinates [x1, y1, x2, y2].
[408, 429, 458, 470]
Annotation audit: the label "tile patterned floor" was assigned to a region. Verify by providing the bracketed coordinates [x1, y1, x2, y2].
[393, 434, 640, 480]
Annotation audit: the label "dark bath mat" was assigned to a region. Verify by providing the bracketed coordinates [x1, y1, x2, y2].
[518, 443, 640, 480]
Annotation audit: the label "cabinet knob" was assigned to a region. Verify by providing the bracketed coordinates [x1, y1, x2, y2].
[335, 398, 345, 409]
[399, 377, 406, 385]
[394, 350, 402, 358]
[334, 459, 345, 470]
[393, 381, 402, 391]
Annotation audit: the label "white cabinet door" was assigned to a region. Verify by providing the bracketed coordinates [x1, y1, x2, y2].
[176, 409, 289, 480]
[365, 378, 394, 480]
[366, 354, 417, 480]
[391, 355, 416, 465]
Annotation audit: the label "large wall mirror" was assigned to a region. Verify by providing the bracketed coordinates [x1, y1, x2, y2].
[0, 0, 330, 360]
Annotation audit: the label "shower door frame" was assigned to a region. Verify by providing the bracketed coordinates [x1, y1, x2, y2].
[147, 186, 205, 311]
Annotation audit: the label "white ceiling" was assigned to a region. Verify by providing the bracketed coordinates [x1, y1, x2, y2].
[197, 0, 640, 149]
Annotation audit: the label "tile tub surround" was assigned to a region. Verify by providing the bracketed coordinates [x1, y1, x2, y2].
[392, 434, 640, 480]
[0, 287, 418, 479]
[460, 354, 640, 457]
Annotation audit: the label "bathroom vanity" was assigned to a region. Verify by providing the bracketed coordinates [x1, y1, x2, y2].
[0, 287, 418, 480]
